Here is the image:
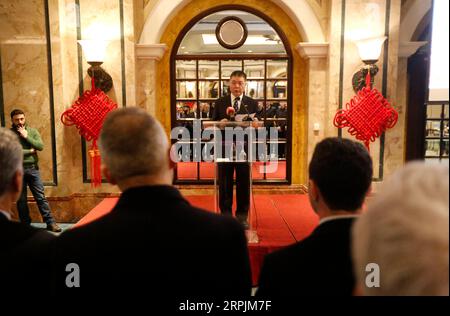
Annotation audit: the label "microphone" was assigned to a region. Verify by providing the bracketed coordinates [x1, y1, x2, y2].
[226, 106, 236, 121]
[244, 104, 253, 121]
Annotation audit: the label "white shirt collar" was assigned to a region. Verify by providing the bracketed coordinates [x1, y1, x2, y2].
[231, 94, 244, 103]
[318, 214, 359, 226]
[0, 210, 11, 221]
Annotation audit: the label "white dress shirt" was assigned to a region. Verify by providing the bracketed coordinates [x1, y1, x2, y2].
[318, 214, 359, 226]
[0, 209, 11, 221]
[231, 94, 244, 111]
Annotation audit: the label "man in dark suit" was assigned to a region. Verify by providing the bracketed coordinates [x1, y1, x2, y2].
[0, 127, 55, 292]
[212, 71, 258, 229]
[257, 137, 373, 296]
[200, 103, 212, 119]
[53, 107, 252, 298]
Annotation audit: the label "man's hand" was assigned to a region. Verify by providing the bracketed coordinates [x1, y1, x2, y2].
[220, 118, 229, 122]
[17, 126, 28, 139]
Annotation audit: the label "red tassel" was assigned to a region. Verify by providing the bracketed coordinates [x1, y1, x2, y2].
[365, 72, 371, 89]
[88, 140, 102, 187]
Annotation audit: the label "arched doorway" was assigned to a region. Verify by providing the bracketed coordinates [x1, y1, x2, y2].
[170, 8, 293, 184]
[150, 0, 309, 185]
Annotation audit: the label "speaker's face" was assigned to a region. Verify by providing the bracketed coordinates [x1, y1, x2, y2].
[229, 76, 246, 97]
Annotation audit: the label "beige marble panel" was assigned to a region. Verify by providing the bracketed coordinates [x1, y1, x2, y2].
[326, 0, 342, 138]
[124, 0, 137, 107]
[75, 0, 133, 195]
[307, 58, 328, 164]
[136, 59, 156, 116]
[384, 0, 405, 179]
[79, 0, 123, 107]
[48, 0, 87, 197]
[0, 0, 55, 183]
[325, 0, 406, 182]
[341, 0, 393, 180]
[0, 0, 46, 39]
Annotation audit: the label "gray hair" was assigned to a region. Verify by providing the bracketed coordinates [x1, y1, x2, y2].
[99, 107, 169, 181]
[352, 162, 449, 296]
[0, 128, 23, 196]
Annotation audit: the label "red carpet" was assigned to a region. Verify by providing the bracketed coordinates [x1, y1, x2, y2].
[74, 193, 318, 285]
[177, 161, 287, 180]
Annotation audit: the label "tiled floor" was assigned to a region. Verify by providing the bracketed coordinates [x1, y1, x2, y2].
[30, 223, 73, 234]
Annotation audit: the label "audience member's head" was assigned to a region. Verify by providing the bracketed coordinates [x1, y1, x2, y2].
[352, 162, 449, 296]
[308, 137, 373, 216]
[99, 107, 173, 189]
[0, 128, 23, 209]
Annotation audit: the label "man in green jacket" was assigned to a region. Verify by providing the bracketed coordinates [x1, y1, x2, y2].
[10, 109, 61, 232]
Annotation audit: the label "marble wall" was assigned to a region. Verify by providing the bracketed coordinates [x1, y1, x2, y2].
[0, 0, 415, 221]
[319, 0, 404, 182]
[0, 0, 140, 222]
[0, 0, 56, 184]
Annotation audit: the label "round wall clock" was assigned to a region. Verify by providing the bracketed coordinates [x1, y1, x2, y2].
[215, 16, 248, 50]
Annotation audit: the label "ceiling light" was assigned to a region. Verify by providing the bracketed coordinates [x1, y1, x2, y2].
[202, 34, 280, 45]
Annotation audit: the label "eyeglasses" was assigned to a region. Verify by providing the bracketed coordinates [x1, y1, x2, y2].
[230, 80, 245, 86]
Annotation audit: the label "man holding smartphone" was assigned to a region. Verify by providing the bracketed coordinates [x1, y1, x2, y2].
[10, 109, 61, 232]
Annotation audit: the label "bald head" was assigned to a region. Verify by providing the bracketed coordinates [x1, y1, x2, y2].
[352, 162, 449, 295]
[0, 128, 23, 197]
[99, 107, 170, 183]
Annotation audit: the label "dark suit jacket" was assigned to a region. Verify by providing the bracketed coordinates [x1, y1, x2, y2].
[0, 212, 55, 292]
[212, 95, 258, 121]
[53, 186, 252, 298]
[256, 217, 357, 296]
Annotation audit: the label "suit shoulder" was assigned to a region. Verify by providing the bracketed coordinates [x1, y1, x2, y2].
[184, 206, 242, 231]
[263, 236, 317, 268]
[215, 95, 229, 104]
[0, 221, 54, 255]
[247, 96, 258, 104]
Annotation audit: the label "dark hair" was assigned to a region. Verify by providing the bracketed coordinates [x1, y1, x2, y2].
[10, 109, 25, 119]
[309, 137, 373, 211]
[230, 70, 247, 80]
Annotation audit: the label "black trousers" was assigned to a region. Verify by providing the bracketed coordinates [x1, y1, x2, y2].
[218, 162, 250, 218]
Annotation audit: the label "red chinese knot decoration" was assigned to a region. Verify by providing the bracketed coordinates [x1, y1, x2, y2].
[61, 77, 117, 186]
[334, 73, 398, 151]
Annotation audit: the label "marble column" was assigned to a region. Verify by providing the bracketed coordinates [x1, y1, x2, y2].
[135, 44, 167, 118]
[297, 43, 329, 164]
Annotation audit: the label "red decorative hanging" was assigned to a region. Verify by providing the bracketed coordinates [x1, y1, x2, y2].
[61, 77, 117, 186]
[334, 72, 398, 151]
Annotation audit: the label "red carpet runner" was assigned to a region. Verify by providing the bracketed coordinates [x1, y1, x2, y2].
[177, 161, 287, 180]
[74, 194, 319, 285]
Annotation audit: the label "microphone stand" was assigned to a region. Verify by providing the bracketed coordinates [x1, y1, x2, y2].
[243, 104, 253, 122]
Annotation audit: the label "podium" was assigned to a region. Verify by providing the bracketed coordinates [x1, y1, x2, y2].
[203, 120, 263, 244]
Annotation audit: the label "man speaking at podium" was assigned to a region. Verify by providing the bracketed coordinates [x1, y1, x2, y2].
[212, 70, 258, 229]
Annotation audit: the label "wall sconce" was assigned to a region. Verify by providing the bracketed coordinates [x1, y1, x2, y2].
[78, 40, 113, 93]
[352, 36, 387, 92]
